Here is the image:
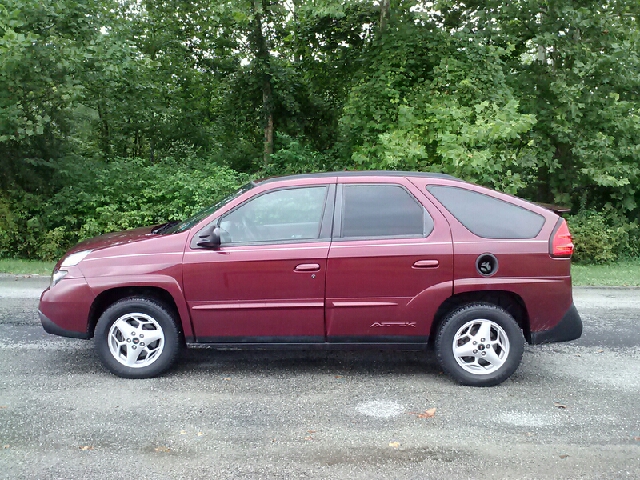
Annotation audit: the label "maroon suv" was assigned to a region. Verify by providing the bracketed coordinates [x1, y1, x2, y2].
[39, 171, 582, 386]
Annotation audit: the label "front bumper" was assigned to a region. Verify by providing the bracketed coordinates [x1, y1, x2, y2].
[39, 310, 90, 339]
[38, 277, 94, 339]
[530, 304, 583, 345]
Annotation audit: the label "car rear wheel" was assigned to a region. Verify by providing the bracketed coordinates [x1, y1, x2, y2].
[435, 303, 525, 386]
[94, 297, 181, 378]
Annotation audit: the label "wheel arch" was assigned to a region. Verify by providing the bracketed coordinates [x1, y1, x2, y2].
[430, 290, 531, 345]
[88, 286, 184, 339]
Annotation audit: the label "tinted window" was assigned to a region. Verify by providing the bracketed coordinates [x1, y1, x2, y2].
[341, 184, 431, 238]
[427, 185, 545, 239]
[220, 186, 327, 244]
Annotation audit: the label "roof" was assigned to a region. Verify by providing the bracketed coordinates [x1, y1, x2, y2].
[256, 170, 460, 185]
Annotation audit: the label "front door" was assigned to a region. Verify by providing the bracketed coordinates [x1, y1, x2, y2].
[183, 184, 335, 342]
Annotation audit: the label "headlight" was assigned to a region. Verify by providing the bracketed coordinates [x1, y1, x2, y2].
[51, 269, 68, 288]
[50, 250, 91, 288]
[61, 250, 92, 267]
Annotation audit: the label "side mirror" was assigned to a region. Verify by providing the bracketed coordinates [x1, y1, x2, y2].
[197, 226, 221, 250]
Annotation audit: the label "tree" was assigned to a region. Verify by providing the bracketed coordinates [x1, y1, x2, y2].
[436, 0, 640, 212]
[0, 0, 101, 190]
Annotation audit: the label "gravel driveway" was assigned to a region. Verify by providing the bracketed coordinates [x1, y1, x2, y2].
[0, 275, 638, 479]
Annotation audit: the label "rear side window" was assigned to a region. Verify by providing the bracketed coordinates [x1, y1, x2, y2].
[341, 184, 433, 238]
[427, 185, 545, 239]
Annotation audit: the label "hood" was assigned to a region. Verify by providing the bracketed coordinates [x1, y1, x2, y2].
[56, 226, 160, 270]
[68, 226, 157, 254]
[54, 225, 190, 279]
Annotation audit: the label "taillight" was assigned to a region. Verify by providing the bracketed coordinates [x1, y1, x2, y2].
[550, 218, 574, 258]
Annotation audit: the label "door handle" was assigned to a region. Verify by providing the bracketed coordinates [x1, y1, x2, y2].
[295, 263, 321, 272]
[413, 260, 439, 269]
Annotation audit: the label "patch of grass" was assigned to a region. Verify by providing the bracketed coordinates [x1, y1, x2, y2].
[0, 259, 55, 276]
[572, 260, 640, 286]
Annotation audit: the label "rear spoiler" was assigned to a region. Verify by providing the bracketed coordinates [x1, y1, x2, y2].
[535, 202, 571, 215]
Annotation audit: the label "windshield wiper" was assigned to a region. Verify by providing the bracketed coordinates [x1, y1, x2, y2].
[151, 220, 181, 234]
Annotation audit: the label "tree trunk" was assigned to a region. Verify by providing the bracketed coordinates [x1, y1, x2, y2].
[263, 79, 274, 163]
[292, 0, 302, 63]
[380, 0, 390, 32]
[537, 44, 546, 64]
[134, 129, 140, 157]
[97, 102, 111, 156]
[252, 0, 274, 168]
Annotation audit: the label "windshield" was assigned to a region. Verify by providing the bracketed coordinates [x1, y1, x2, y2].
[164, 182, 255, 234]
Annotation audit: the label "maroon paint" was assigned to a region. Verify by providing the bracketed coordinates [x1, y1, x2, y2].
[414, 177, 572, 334]
[326, 176, 453, 340]
[182, 242, 329, 340]
[40, 229, 194, 338]
[39, 172, 576, 344]
[39, 276, 94, 335]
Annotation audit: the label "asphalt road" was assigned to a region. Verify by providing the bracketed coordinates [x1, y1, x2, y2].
[0, 275, 639, 479]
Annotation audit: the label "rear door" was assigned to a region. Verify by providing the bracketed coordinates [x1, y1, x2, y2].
[325, 177, 453, 343]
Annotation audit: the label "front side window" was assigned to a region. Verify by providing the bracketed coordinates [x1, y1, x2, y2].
[341, 184, 432, 238]
[219, 186, 328, 244]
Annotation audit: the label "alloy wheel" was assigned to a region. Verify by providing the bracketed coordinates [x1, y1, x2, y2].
[107, 313, 165, 368]
[451, 318, 510, 375]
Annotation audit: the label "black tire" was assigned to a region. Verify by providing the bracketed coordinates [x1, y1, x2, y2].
[94, 297, 182, 379]
[435, 303, 525, 387]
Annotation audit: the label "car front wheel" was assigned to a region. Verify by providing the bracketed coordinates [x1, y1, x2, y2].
[435, 303, 525, 387]
[94, 297, 182, 378]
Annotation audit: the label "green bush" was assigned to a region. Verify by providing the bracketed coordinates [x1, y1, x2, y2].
[1, 156, 249, 260]
[0, 191, 48, 259]
[0, 196, 17, 258]
[567, 210, 639, 264]
[261, 133, 335, 177]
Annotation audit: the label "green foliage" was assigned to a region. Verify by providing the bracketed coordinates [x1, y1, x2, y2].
[567, 210, 639, 264]
[1, 156, 248, 260]
[261, 134, 336, 177]
[0, 0, 100, 191]
[1, 0, 640, 265]
[0, 196, 17, 258]
[338, 23, 539, 193]
[452, 0, 640, 210]
[350, 97, 537, 194]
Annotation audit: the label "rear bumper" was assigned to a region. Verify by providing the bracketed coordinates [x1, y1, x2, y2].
[530, 304, 582, 345]
[39, 310, 90, 339]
